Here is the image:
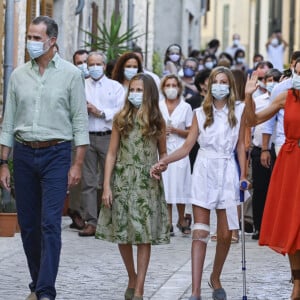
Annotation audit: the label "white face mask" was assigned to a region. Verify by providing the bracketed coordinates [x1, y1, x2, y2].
[271, 38, 279, 47]
[124, 68, 138, 80]
[204, 61, 214, 70]
[211, 83, 230, 100]
[169, 54, 180, 62]
[26, 39, 50, 59]
[88, 65, 104, 80]
[292, 74, 300, 90]
[128, 92, 143, 108]
[233, 39, 240, 46]
[164, 87, 178, 100]
[77, 63, 89, 78]
[236, 57, 245, 64]
[266, 82, 277, 93]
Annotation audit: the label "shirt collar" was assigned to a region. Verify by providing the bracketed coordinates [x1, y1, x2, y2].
[212, 102, 229, 114]
[29, 53, 60, 69]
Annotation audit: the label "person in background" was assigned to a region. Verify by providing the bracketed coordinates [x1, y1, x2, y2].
[66, 49, 91, 231]
[73, 49, 90, 78]
[96, 73, 170, 300]
[244, 58, 300, 300]
[206, 39, 220, 56]
[247, 53, 264, 76]
[250, 68, 281, 241]
[163, 43, 183, 75]
[151, 67, 248, 300]
[266, 29, 288, 71]
[203, 54, 217, 70]
[111, 52, 143, 91]
[232, 49, 248, 73]
[181, 57, 199, 99]
[218, 52, 233, 68]
[79, 52, 125, 237]
[159, 74, 193, 236]
[225, 33, 245, 59]
[0, 16, 89, 300]
[133, 47, 161, 92]
[252, 61, 273, 99]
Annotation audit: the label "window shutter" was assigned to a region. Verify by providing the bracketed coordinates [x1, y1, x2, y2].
[41, 0, 53, 17]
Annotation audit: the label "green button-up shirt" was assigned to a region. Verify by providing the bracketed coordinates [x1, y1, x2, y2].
[0, 54, 89, 147]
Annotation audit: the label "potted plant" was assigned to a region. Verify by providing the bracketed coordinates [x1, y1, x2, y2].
[0, 159, 18, 237]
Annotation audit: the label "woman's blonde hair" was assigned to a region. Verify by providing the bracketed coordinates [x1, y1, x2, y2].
[114, 73, 165, 137]
[202, 67, 238, 129]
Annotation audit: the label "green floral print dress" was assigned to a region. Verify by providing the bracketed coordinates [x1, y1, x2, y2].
[95, 122, 170, 245]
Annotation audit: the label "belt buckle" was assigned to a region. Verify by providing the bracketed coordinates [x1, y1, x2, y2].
[30, 141, 40, 149]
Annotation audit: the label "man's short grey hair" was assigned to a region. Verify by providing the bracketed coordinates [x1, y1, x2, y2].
[32, 16, 58, 38]
[88, 51, 107, 64]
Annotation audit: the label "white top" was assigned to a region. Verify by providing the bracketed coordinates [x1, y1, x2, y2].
[262, 78, 291, 146]
[267, 44, 285, 71]
[160, 99, 193, 204]
[225, 45, 245, 59]
[252, 92, 273, 148]
[85, 76, 125, 131]
[191, 101, 245, 229]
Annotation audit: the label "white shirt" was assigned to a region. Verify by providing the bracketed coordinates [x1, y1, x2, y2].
[225, 45, 245, 59]
[267, 44, 285, 71]
[252, 92, 273, 148]
[85, 76, 125, 132]
[262, 78, 291, 146]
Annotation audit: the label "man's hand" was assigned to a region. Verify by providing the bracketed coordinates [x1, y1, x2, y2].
[0, 165, 11, 191]
[68, 164, 82, 189]
[261, 151, 272, 168]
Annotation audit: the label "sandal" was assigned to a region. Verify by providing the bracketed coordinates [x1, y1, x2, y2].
[176, 223, 191, 235]
[231, 236, 239, 243]
[211, 233, 217, 241]
[208, 275, 227, 300]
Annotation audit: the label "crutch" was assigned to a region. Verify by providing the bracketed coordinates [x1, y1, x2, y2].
[235, 150, 248, 300]
[239, 180, 248, 300]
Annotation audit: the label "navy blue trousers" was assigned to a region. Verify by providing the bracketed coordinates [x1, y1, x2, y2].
[13, 141, 71, 299]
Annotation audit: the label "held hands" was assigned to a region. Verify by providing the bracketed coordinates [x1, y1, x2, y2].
[150, 161, 168, 180]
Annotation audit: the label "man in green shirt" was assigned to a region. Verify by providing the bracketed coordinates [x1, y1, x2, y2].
[0, 16, 89, 300]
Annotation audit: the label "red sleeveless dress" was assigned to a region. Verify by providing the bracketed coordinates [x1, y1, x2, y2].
[259, 89, 300, 254]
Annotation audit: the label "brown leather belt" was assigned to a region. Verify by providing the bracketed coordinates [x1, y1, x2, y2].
[89, 130, 112, 136]
[17, 139, 65, 149]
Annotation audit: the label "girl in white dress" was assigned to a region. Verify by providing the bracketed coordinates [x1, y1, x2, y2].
[151, 67, 248, 300]
[159, 75, 193, 235]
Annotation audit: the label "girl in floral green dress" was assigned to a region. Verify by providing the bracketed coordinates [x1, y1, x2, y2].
[96, 73, 170, 300]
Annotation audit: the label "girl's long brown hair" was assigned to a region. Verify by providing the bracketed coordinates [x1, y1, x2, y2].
[114, 73, 165, 138]
[202, 67, 238, 129]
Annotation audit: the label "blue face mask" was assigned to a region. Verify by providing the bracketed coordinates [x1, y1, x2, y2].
[26, 39, 50, 59]
[77, 63, 90, 78]
[211, 83, 230, 100]
[292, 74, 300, 90]
[183, 67, 195, 78]
[124, 68, 138, 80]
[128, 92, 143, 108]
[88, 65, 104, 80]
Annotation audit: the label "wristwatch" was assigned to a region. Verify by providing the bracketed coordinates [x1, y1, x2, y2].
[99, 111, 106, 119]
[0, 159, 8, 166]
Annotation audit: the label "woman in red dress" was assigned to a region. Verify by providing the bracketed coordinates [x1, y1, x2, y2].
[245, 57, 300, 300]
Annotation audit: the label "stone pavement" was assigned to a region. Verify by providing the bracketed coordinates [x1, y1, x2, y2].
[0, 216, 292, 300]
